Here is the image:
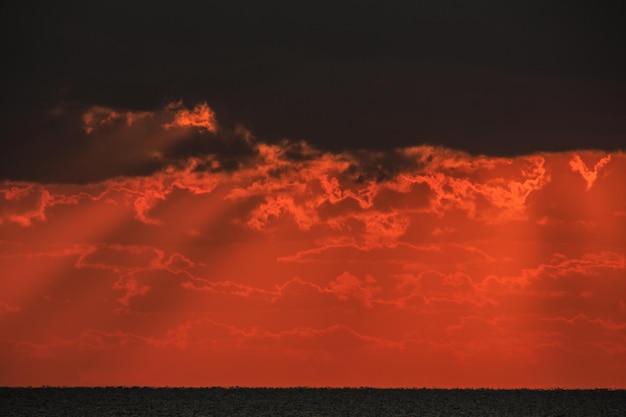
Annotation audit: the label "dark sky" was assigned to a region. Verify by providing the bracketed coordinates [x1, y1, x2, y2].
[1, 0, 625, 182]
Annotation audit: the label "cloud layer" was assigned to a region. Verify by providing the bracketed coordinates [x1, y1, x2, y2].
[1, 103, 625, 388]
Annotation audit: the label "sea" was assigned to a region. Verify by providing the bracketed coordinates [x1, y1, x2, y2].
[1, 387, 625, 416]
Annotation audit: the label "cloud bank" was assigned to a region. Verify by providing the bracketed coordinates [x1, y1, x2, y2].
[1, 103, 625, 388]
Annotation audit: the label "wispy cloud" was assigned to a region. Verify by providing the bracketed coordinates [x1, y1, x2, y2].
[1, 104, 625, 387]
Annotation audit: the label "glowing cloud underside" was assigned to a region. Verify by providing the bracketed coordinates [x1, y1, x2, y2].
[1, 103, 625, 388]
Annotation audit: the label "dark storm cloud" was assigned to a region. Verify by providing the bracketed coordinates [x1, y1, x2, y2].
[1, 1, 625, 182]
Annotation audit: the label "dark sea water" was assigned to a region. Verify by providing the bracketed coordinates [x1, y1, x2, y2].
[1, 387, 625, 417]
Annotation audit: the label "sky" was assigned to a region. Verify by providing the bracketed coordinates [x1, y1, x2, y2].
[1, 1, 625, 388]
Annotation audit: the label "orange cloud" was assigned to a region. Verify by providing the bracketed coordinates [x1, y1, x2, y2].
[569, 153, 612, 190]
[1, 106, 625, 388]
[0, 183, 53, 226]
[163, 101, 217, 132]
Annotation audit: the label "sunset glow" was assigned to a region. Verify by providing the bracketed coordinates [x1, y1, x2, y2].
[1, 102, 624, 388]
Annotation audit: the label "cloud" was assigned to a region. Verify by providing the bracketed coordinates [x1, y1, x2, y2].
[326, 272, 380, 307]
[1, 104, 626, 387]
[82, 105, 153, 134]
[163, 101, 217, 132]
[181, 271, 381, 311]
[0, 101, 252, 183]
[270, 273, 382, 310]
[0, 183, 53, 226]
[569, 153, 611, 190]
[73, 243, 201, 308]
[82, 101, 218, 135]
[396, 153, 549, 223]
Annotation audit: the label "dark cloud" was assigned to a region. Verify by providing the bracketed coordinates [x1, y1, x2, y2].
[1, 1, 625, 182]
[167, 127, 260, 174]
[346, 149, 428, 183]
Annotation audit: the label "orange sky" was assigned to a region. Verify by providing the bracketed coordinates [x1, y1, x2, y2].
[1, 103, 625, 388]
